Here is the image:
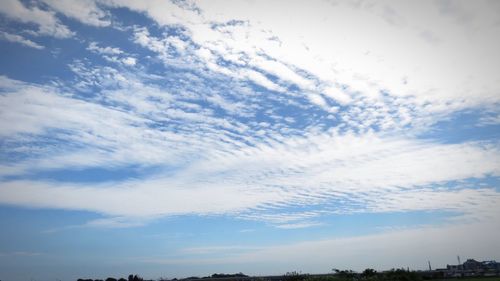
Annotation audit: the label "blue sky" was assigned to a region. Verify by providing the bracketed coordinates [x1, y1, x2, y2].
[1, 0, 500, 280]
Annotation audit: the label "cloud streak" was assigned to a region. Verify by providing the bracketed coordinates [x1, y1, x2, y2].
[0, 31, 44, 49]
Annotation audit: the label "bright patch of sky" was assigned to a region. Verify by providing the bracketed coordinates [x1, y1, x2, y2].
[0, 0, 500, 280]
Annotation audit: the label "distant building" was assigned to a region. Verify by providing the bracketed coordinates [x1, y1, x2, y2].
[463, 259, 482, 271]
[483, 260, 500, 271]
[443, 258, 500, 277]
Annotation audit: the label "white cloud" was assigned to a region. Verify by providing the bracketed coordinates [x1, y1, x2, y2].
[87, 41, 123, 55]
[0, 0, 73, 38]
[132, 26, 288, 92]
[308, 93, 327, 107]
[250, 57, 314, 90]
[87, 42, 139, 66]
[479, 113, 500, 126]
[189, 0, 500, 113]
[0, 179, 284, 218]
[42, 0, 111, 27]
[101, 0, 200, 26]
[0, 74, 254, 176]
[122, 57, 136, 66]
[1, 1, 500, 238]
[243, 69, 285, 92]
[1, 85, 499, 224]
[99, 0, 498, 135]
[132, 26, 198, 69]
[323, 86, 352, 106]
[35, 0, 491, 125]
[2, 62, 499, 224]
[0, 31, 44, 49]
[274, 222, 324, 229]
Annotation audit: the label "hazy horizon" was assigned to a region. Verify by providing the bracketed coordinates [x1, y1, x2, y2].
[1, 0, 500, 281]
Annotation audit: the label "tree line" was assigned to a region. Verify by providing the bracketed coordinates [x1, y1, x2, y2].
[77, 268, 425, 281]
[78, 274, 147, 281]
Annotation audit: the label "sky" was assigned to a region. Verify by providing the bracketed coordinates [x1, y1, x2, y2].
[0, 0, 500, 280]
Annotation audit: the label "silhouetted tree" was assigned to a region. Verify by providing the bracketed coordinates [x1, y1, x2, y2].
[106, 278, 118, 281]
[362, 269, 377, 278]
[210, 273, 249, 278]
[333, 269, 358, 281]
[284, 271, 308, 281]
[383, 269, 421, 281]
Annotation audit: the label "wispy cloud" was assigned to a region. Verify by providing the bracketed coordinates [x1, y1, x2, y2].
[142, 221, 500, 273]
[181, 246, 263, 255]
[42, 0, 111, 27]
[0, 31, 44, 49]
[0, 251, 43, 257]
[87, 41, 138, 66]
[0, 0, 74, 38]
[274, 222, 324, 229]
[0, 0, 499, 234]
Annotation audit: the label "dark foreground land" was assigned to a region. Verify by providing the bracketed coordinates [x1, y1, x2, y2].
[418, 278, 500, 281]
[77, 270, 500, 281]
